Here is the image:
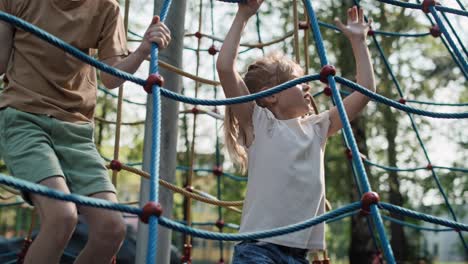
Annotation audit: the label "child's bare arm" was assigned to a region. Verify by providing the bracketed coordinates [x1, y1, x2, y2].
[216, 0, 263, 132]
[327, 6, 375, 137]
[101, 16, 171, 89]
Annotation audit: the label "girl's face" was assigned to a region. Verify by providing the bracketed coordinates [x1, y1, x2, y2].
[274, 72, 312, 119]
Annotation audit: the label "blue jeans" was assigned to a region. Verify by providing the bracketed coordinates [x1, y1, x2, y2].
[232, 241, 309, 264]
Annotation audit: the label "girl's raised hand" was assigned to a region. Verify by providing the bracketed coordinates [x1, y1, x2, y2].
[334, 6, 372, 41]
[238, 0, 264, 18]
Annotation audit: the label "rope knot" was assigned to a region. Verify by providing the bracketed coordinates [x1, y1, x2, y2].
[140, 202, 163, 224]
[398, 98, 406, 105]
[191, 107, 200, 115]
[184, 185, 194, 192]
[215, 219, 225, 229]
[195, 31, 202, 39]
[360, 192, 380, 216]
[110, 160, 122, 171]
[208, 45, 219, 56]
[319, 65, 336, 84]
[345, 148, 353, 160]
[298, 21, 309, 30]
[213, 166, 223, 176]
[323, 86, 332, 97]
[429, 25, 441, 37]
[422, 0, 437, 13]
[144, 73, 165, 94]
[182, 244, 192, 263]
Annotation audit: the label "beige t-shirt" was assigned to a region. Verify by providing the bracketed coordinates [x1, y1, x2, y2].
[0, 0, 128, 123]
[239, 105, 330, 250]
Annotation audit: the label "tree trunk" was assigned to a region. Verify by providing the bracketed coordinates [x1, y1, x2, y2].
[349, 117, 375, 264]
[382, 107, 406, 262]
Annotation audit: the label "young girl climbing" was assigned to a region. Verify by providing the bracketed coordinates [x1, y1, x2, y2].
[216, 0, 375, 263]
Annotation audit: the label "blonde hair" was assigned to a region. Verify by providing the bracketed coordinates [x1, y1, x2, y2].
[224, 53, 317, 172]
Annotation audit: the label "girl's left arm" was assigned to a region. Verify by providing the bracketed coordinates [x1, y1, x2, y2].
[327, 6, 375, 137]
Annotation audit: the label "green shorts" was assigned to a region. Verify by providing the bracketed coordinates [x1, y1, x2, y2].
[0, 107, 115, 202]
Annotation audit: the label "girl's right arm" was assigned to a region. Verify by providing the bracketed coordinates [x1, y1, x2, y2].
[216, 0, 263, 139]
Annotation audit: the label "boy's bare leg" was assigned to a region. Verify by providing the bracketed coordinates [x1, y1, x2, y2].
[24, 176, 78, 264]
[74, 192, 126, 264]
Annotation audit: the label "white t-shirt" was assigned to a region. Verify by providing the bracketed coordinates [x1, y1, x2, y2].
[239, 105, 330, 250]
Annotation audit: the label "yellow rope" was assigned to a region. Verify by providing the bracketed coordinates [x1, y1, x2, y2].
[94, 116, 145, 126]
[185, 31, 295, 48]
[106, 164, 244, 208]
[293, 0, 301, 63]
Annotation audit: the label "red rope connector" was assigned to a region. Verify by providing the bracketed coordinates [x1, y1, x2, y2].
[16, 238, 33, 264]
[398, 98, 406, 105]
[345, 148, 353, 160]
[422, 0, 436, 13]
[215, 219, 225, 230]
[110, 160, 122, 172]
[430, 25, 441, 37]
[208, 45, 219, 55]
[426, 164, 433, 170]
[194, 31, 202, 39]
[319, 65, 336, 84]
[367, 29, 375, 36]
[323, 86, 332, 97]
[144, 73, 165, 94]
[218, 258, 225, 264]
[140, 202, 163, 224]
[213, 166, 223, 177]
[181, 244, 192, 263]
[360, 192, 380, 216]
[298, 21, 309, 30]
[191, 107, 200, 115]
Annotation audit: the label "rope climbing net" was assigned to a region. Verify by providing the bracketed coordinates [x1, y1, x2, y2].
[0, 0, 467, 263]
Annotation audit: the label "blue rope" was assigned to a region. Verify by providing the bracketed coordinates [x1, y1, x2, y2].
[0, 173, 142, 215]
[1, 1, 466, 260]
[335, 77, 468, 119]
[440, 11, 468, 58]
[363, 159, 468, 173]
[429, 7, 468, 74]
[380, 203, 468, 231]
[303, 0, 395, 262]
[0, 11, 146, 86]
[176, 166, 247, 181]
[354, 0, 467, 250]
[2, 11, 465, 119]
[146, 1, 173, 263]
[0, 251, 18, 258]
[0, 172, 363, 242]
[454, 0, 465, 10]
[406, 99, 468, 107]
[376, 0, 468, 17]
[382, 215, 455, 232]
[157, 202, 360, 240]
[318, 21, 431, 38]
[0, 201, 24, 207]
[98, 86, 146, 106]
